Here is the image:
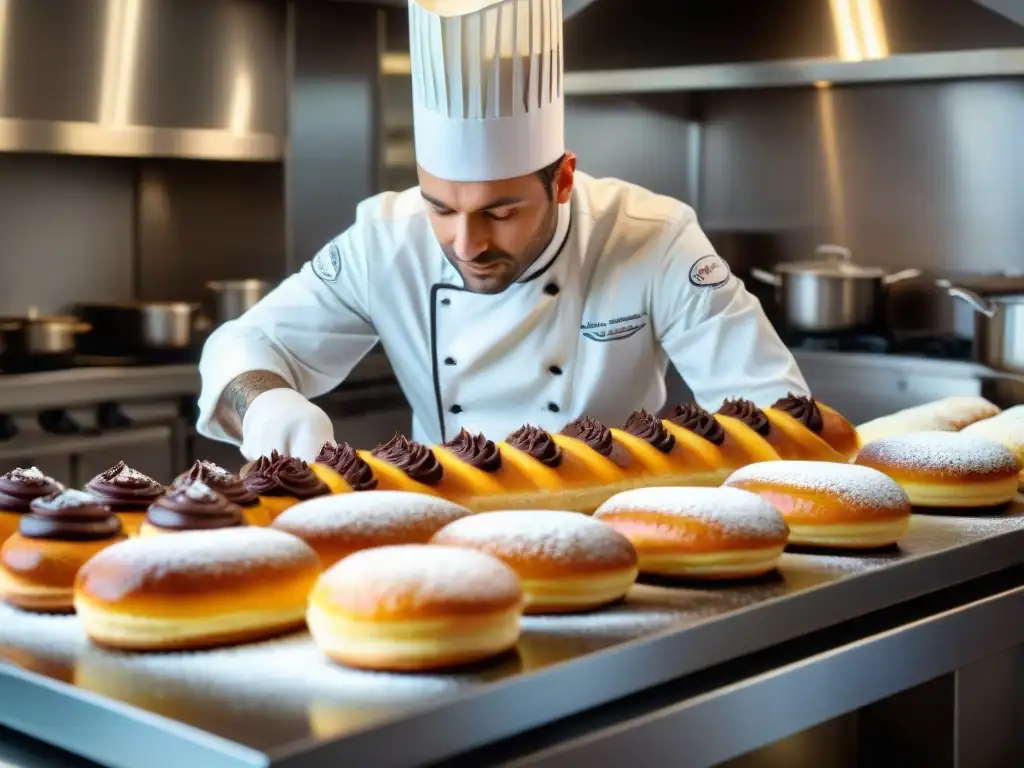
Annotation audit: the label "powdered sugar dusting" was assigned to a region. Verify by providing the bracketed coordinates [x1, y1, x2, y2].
[195, 460, 234, 480]
[857, 431, 1021, 475]
[13, 466, 47, 482]
[80, 528, 317, 592]
[724, 461, 910, 510]
[272, 491, 469, 536]
[321, 545, 521, 609]
[33, 488, 103, 510]
[593, 486, 788, 539]
[180, 481, 219, 502]
[432, 510, 637, 567]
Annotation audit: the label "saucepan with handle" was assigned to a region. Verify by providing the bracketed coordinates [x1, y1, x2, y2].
[749, 245, 921, 332]
[939, 281, 1024, 376]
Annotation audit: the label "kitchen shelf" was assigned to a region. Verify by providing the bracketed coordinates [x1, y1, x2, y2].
[0, 118, 284, 162]
[562, 47, 1024, 95]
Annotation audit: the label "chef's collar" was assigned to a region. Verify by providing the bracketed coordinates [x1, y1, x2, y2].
[516, 200, 572, 284]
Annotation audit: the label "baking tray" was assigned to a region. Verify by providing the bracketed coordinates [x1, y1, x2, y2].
[2, 506, 1024, 768]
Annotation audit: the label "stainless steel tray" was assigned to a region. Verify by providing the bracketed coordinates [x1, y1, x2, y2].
[2, 507, 1024, 768]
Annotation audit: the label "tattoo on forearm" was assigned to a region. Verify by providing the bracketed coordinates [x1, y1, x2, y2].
[214, 371, 292, 438]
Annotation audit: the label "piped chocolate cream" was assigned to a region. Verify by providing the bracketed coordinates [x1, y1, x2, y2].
[665, 403, 726, 446]
[86, 462, 165, 511]
[623, 409, 676, 454]
[506, 425, 562, 468]
[718, 399, 771, 436]
[315, 442, 378, 491]
[0, 467, 63, 513]
[772, 393, 824, 432]
[174, 460, 259, 507]
[146, 480, 244, 531]
[21, 489, 122, 541]
[371, 434, 443, 485]
[443, 429, 502, 472]
[560, 417, 632, 468]
[243, 450, 330, 499]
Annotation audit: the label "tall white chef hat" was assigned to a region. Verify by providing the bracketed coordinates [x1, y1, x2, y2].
[409, 0, 565, 182]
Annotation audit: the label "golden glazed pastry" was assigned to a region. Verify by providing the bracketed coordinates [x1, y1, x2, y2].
[173, 460, 264, 525]
[854, 431, 1021, 509]
[593, 486, 789, 579]
[0, 489, 125, 612]
[139, 479, 245, 537]
[0, 467, 63, 545]
[313, 441, 380, 493]
[724, 461, 912, 548]
[662, 403, 780, 484]
[766, 394, 860, 459]
[856, 396, 1001, 444]
[271, 490, 471, 568]
[718, 399, 847, 463]
[431, 509, 639, 614]
[307, 544, 523, 671]
[242, 450, 332, 522]
[499, 424, 629, 513]
[85, 462, 165, 537]
[74, 527, 322, 651]
[960, 409, 1024, 490]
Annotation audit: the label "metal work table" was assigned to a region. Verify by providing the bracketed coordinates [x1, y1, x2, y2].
[2, 505, 1024, 767]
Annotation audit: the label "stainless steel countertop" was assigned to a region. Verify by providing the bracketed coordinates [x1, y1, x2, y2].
[2, 506, 1024, 767]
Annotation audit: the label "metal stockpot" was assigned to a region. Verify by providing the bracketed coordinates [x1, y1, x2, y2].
[206, 280, 271, 323]
[942, 284, 1024, 375]
[749, 245, 921, 332]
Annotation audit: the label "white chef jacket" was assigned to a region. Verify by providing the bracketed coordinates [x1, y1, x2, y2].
[196, 172, 808, 447]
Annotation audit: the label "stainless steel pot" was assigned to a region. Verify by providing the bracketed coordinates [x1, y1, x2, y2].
[0, 313, 91, 355]
[942, 284, 1024, 375]
[749, 245, 921, 332]
[75, 302, 211, 353]
[206, 279, 271, 323]
[138, 302, 205, 348]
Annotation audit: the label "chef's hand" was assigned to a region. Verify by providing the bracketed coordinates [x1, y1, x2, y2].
[240, 388, 335, 462]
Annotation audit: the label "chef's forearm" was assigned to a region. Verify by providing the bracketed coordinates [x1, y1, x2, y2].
[213, 370, 293, 439]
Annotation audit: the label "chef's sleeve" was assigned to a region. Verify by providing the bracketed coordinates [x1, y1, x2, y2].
[652, 216, 809, 410]
[196, 224, 378, 443]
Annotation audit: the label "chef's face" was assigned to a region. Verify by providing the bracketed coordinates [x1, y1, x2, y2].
[419, 153, 576, 294]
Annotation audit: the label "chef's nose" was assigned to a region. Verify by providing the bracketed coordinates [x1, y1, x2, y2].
[452, 215, 488, 261]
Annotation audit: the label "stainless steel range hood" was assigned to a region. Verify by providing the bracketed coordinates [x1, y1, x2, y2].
[561, 0, 1024, 94]
[0, 0, 286, 161]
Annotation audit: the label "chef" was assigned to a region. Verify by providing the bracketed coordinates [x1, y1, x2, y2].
[196, 0, 809, 461]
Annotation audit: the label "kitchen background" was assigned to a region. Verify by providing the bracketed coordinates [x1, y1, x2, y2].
[0, 0, 1021, 489]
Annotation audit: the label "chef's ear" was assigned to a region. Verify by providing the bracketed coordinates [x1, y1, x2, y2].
[555, 152, 577, 205]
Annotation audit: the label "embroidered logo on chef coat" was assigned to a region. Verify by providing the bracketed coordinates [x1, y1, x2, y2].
[580, 312, 648, 342]
[312, 242, 343, 283]
[689, 254, 731, 289]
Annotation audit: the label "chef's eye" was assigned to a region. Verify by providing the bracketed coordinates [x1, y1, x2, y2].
[485, 210, 514, 221]
[431, 206, 454, 217]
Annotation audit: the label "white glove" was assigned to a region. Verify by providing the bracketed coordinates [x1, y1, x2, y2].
[240, 389, 335, 462]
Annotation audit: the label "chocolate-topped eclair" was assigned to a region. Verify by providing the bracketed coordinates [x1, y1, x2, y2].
[442, 429, 502, 473]
[174, 460, 259, 507]
[665, 403, 726, 446]
[143, 480, 245, 535]
[86, 462, 166, 511]
[371, 434, 444, 485]
[622, 409, 676, 454]
[1, 488, 124, 613]
[242, 450, 330, 523]
[0, 467, 64, 514]
[505, 425, 562, 468]
[770, 393, 824, 432]
[315, 442, 378, 491]
[21, 489, 122, 541]
[717, 399, 771, 436]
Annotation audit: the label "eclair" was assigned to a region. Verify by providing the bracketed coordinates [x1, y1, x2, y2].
[173, 460, 264, 525]
[499, 424, 627, 513]
[765, 394, 859, 459]
[313, 442, 380, 493]
[242, 450, 332, 522]
[0, 467, 63, 545]
[85, 462, 166, 537]
[0, 489, 125, 612]
[139, 479, 245, 537]
[662, 403, 780, 484]
[718, 399, 846, 462]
